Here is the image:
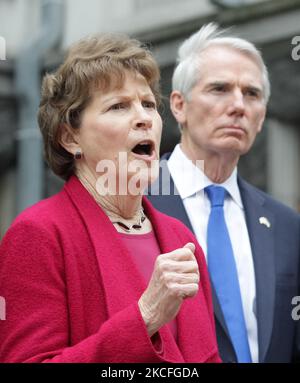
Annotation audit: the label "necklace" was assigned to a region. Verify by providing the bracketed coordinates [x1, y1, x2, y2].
[76, 171, 146, 233]
[111, 209, 146, 233]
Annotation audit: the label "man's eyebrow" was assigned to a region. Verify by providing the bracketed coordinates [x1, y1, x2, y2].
[207, 81, 228, 86]
[205, 81, 263, 93]
[204, 81, 230, 89]
[244, 85, 263, 94]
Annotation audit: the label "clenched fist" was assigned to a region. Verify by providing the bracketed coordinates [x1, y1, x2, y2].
[138, 242, 200, 337]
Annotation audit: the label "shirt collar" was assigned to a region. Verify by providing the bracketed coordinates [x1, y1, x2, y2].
[167, 144, 243, 209]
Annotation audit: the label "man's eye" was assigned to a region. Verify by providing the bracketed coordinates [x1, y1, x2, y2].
[245, 89, 259, 98]
[142, 101, 156, 109]
[212, 86, 226, 92]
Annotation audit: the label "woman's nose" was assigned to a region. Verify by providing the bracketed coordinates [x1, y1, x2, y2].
[134, 105, 152, 130]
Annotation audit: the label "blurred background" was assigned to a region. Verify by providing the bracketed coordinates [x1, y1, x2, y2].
[0, 0, 300, 238]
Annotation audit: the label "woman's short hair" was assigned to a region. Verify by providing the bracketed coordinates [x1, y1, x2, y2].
[38, 34, 161, 180]
[172, 23, 270, 104]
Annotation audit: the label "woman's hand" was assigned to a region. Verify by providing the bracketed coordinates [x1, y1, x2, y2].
[138, 242, 200, 337]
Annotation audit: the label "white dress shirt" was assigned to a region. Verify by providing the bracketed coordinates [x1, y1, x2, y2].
[168, 144, 258, 363]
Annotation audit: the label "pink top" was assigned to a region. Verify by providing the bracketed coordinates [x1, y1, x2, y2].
[119, 230, 178, 342]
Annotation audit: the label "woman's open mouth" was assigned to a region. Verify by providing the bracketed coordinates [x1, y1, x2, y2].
[131, 140, 156, 161]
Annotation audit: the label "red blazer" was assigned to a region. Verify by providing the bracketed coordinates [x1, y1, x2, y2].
[0, 176, 221, 363]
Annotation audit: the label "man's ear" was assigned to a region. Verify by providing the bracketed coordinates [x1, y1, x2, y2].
[59, 124, 80, 155]
[170, 91, 187, 126]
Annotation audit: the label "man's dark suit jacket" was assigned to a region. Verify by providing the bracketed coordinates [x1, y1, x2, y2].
[147, 153, 300, 363]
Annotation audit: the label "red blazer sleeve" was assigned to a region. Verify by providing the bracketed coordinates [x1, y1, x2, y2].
[0, 221, 165, 363]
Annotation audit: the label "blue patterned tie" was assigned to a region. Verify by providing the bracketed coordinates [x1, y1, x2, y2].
[205, 185, 252, 363]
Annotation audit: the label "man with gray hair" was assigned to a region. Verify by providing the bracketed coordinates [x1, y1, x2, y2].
[147, 23, 300, 363]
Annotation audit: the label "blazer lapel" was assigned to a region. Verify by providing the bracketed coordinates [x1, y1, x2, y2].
[65, 177, 146, 314]
[64, 176, 184, 362]
[239, 178, 275, 362]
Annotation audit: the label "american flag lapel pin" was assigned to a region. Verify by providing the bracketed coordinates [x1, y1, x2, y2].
[259, 216, 271, 228]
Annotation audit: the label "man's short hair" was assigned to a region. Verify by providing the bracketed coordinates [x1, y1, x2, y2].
[172, 23, 270, 103]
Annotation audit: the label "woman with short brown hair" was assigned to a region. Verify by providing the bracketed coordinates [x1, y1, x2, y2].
[0, 33, 220, 363]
